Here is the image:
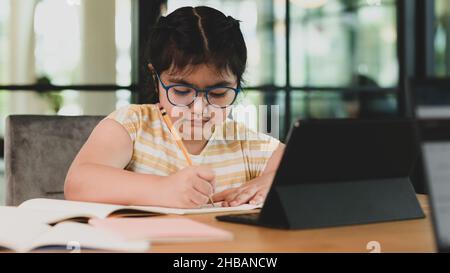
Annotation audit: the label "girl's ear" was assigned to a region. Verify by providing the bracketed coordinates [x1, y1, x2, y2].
[147, 63, 160, 96]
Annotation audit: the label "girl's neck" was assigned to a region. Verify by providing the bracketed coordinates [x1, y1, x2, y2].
[182, 139, 209, 156]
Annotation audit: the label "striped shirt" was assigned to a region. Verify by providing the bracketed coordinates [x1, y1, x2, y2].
[107, 104, 280, 190]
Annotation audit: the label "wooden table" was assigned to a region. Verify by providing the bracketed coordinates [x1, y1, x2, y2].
[150, 195, 436, 253]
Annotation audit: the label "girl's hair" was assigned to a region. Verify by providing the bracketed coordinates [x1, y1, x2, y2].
[144, 6, 247, 103]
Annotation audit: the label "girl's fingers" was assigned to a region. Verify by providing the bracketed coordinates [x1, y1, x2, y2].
[249, 192, 266, 205]
[195, 166, 216, 182]
[229, 187, 259, 207]
[190, 189, 209, 206]
[193, 178, 214, 196]
[224, 190, 241, 203]
[213, 182, 264, 206]
[212, 188, 237, 202]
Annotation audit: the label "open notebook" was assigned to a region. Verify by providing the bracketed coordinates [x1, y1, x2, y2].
[0, 218, 149, 253]
[17, 198, 262, 225]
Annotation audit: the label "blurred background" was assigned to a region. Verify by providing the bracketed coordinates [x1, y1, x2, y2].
[1, 0, 449, 203]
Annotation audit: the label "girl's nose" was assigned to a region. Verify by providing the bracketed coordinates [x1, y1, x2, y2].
[190, 94, 208, 114]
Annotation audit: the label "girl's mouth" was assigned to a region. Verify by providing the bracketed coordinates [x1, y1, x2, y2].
[191, 118, 210, 127]
[180, 117, 212, 127]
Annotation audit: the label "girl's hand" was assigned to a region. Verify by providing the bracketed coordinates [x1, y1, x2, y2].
[212, 172, 276, 207]
[158, 166, 216, 209]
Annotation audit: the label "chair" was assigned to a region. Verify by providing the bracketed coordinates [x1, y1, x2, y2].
[4, 115, 104, 206]
[407, 78, 450, 194]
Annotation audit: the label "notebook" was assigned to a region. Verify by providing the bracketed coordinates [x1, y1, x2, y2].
[0, 206, 83, 225]
[89, 217, 233, 243]
[17, 198, 262, 225]
[0, 218, 149, 253]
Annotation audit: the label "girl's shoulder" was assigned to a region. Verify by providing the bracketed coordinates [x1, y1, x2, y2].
[107, 104, 161, 125]
[106, 104, 165, 142]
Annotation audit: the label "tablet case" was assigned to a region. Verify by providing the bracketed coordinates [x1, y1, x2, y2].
[218, 119, 425, 229]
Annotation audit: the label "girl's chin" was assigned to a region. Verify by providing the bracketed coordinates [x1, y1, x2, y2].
[192, 121, 205, 127]
[184, 119, 212, 127]
[178, 121, 217, 140]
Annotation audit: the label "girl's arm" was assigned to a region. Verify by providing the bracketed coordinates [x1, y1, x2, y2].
[64, 118, 215, 208]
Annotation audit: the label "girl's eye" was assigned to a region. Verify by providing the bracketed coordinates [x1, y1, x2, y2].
[209, 91, 228, 98]
[173, 88, 192, 96]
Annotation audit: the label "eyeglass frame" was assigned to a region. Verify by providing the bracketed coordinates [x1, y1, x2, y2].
[154, 71, 241, 109]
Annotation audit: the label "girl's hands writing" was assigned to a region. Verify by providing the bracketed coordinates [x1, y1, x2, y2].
[157, 166, 216, 209]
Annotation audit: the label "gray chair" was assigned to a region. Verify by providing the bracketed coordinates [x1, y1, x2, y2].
[4, 115, 104, 206]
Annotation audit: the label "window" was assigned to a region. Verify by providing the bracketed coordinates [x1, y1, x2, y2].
[290, 0, 398, 87]
[435, 0, 450, 77]
[0, 0, 134, 133]
[290, 0, 398, 122]
[0, 0, 9, 136]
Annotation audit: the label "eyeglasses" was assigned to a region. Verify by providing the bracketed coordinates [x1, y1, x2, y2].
[155, 72, 240, 109]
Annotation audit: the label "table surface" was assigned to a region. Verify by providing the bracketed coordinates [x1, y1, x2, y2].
[149, 195, 436, 253]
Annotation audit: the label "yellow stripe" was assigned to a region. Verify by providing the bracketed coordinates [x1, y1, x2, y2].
[137, 137, 179, 159]
[133, 152, 182, 174]
[216, 170, 252, 181]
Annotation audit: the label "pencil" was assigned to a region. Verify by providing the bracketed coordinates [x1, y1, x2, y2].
[159, 105, 216, 207]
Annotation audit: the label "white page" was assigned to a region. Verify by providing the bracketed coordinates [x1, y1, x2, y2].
[19, 199, 124, 219]
[0, 218, 51, 252]
[20, 198, 262, 218]
[29, 222, 149, 253]
[129, 203, 262, 215]
[0, 206, 93, 225]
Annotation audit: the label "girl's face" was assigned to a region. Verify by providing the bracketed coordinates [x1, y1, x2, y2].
[157, 64, 238, 140]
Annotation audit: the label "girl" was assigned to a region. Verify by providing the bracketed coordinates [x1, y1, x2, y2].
[64, 6, 285, 209]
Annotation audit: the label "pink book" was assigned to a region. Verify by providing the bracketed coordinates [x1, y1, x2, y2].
[89, 217, 234, 243]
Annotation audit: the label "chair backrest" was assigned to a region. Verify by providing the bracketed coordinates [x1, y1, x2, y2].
[4, 115, 104, 206]
[406, 78, 450, 194]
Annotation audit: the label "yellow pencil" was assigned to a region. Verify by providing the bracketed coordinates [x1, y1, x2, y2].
[159, 105, 216, 207]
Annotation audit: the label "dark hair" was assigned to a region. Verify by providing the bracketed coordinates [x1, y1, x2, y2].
[144, 6, 247, 103]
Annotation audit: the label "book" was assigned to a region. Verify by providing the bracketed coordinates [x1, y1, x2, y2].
[17, 198, 262, 225]
[0, 218, 149, 253]
[89, 217, 234, 243]
[0, 206, 82, 225]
